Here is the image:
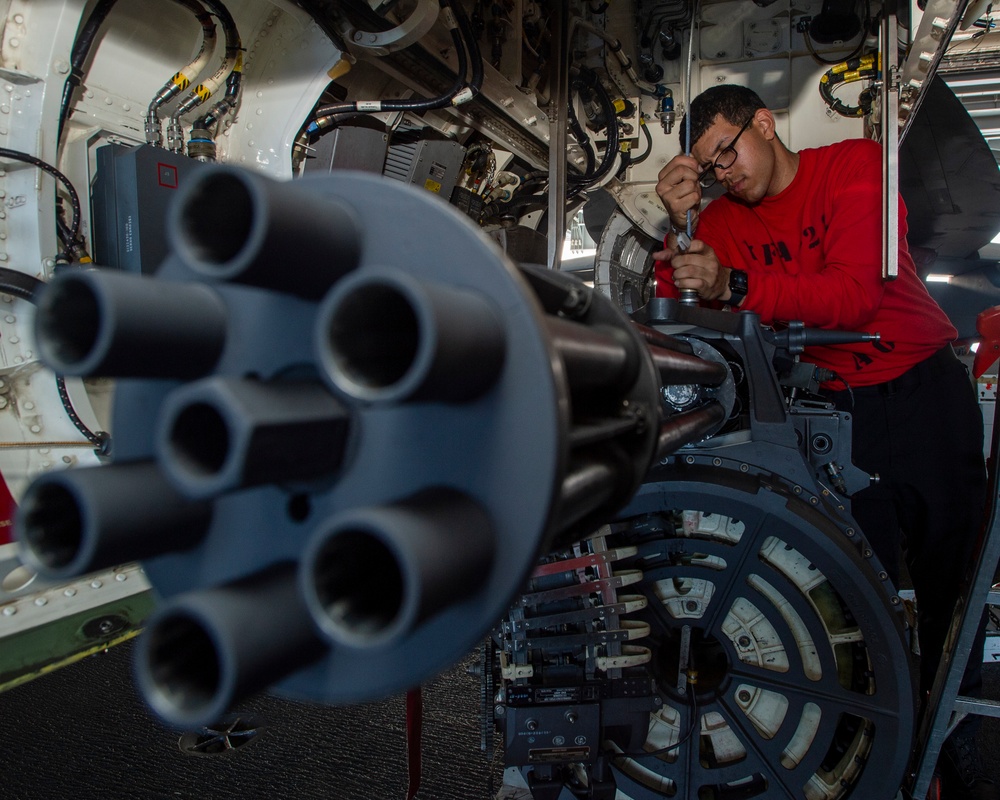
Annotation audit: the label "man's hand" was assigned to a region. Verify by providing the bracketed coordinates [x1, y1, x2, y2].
[652, 239, 732, 302]
[655, 153, 703, 232]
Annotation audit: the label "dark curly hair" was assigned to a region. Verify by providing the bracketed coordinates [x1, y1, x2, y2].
[679, 84, 766, 153]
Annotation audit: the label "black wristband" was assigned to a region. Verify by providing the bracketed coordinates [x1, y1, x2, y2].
[725, 269, 748, 306]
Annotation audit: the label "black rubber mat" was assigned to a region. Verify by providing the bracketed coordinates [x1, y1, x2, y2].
[0, 639, 500, 800]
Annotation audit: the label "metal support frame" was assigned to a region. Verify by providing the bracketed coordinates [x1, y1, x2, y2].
[906, 397, 1000, 797]
[882, 6, 900, 281]
[547, 4, 568, 271]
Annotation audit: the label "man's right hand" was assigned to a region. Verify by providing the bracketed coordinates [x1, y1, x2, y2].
[655, 153, 703, 233]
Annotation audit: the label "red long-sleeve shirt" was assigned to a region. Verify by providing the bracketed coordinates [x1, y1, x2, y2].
[655, 138, 957, 387]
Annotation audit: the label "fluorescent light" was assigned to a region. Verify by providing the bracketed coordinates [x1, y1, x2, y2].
[925, 274, 954, 283]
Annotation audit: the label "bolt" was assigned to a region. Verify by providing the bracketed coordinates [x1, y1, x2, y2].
[685, 600, 699, 612]
[738, 635, 752, 648]
[738, 689, 752, 703]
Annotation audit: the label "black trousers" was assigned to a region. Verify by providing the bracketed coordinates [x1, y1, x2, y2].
[829, 345, 988, 698]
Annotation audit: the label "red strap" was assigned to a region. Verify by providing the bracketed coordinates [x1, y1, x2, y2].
[405, 688, 423, 800]
[0, 468, 16, 545]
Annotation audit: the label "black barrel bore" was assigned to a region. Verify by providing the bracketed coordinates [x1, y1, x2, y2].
[303, 490, 496, 650]
[170, 166, 362, 299]
[318, 269, 506, 404]
[137, 565, 327, 728]
[35, 274, 101, 370]
[179, 171, 255, 268]
[35, 270, 227, 379]
[327, 282, 420, 393]
[15, 464, 213, 578]
[143, 611, 224, 719]
[18, 481, 83, 572]
[310, 529, 406, 644]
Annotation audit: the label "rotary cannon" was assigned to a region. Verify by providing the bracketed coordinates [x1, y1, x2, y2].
[14, 166, 914, 799]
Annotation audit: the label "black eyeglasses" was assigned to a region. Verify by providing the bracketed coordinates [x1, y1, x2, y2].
[697, 116, 754, 189]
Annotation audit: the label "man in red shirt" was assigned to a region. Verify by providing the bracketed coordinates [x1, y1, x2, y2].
[654, 84, 991, 799]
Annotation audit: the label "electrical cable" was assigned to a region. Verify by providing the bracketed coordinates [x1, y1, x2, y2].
[57, 0, 119, 147]
[0, 147, 82, 253]
[613, 683, 699, 758]
[307, 0, 481, 136]
[570, 16, 659, 95]
[0, 267, 107, 452]
[805, 0, 871, 65]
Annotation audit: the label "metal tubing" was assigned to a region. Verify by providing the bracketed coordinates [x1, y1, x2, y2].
[302, 489, 496, 648]
[157, 376, 351, 499]
[648, 344, 729, 387]
[552, 457, 618, 534]
[546, 317, 641, 394]
[631, 322, 695, 354]
[15, 462, 212, 579]
[655, 402, 727, 459]
[35, 269, 227, 379]
[135, 564, 327, 728]
[169, 166, 362, 299]
[316, 268, 506, 404]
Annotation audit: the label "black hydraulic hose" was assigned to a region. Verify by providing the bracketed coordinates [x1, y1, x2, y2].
[0, 266, 42, 303]
[169, 0, 241, 149]
[308, 0, 479, 134]
[451, 0, 483, 95]
[631, 115, 653, 165]
[195, 60, 243, 130]
[568, 81, 597, 177]
[147, 0, 216, 144]
[568, 76, 619, 196]
[192, 0, 242, 122]
[58, 0, 119, 146]
[0, 147, 82, 250]
[0, 267, 106, 451]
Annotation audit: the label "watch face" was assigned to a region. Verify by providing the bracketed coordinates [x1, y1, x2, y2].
[728, 270, 748, 304]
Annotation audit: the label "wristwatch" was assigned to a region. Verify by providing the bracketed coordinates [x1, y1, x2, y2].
[725, 269, 749, 306]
